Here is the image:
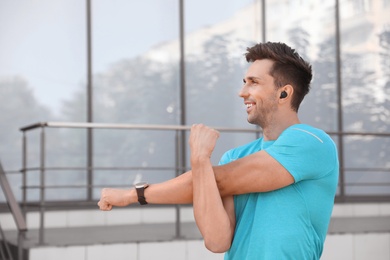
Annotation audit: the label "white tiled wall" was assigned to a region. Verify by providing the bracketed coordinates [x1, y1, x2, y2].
[322, 233, 390, 260]
[29, 240, 224, 260]
[30, 246, 86, 260]
[28, 233, 390, 260]
[86, 244, 138, 260]
[1, 203, 387, 230]
[331, 203, 390, 217]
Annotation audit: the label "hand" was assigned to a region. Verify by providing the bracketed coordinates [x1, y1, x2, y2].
[189, 124, 220, 160]
[97, 188, 133, 211]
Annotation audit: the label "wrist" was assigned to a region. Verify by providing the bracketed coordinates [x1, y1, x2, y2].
[127, 188, 138, 205]
[191, 155, 211, 165]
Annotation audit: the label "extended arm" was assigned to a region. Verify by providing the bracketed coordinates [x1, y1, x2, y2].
[98, 133, 293, 209]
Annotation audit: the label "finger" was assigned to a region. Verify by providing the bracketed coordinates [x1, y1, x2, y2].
[98, 200, 111, 211]
[101, 203, 112, 211]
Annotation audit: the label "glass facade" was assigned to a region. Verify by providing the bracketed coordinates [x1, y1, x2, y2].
[0, 0, 389, 202]
[267, 1, 339, 132]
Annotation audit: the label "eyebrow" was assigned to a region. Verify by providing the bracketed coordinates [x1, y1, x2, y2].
[243, 76, 263, 82]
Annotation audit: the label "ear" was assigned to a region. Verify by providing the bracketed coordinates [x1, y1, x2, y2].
[279, 85, 294, 101]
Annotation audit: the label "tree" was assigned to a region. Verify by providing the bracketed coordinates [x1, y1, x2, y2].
[0, 76, 53, 200]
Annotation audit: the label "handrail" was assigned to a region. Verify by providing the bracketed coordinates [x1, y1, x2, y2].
[0, 160, 26, 260]
[20, 121, 390, 137]
[20, 121, 262, 133]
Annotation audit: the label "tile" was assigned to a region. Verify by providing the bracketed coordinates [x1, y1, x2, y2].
[352, 203, 380, 216]
[187, 240, 224, 260]
[67, 209, 105, 227]
[354, 233, 390, 260]
[26, 212, 40, 229]
[331, 204, 354, 217]
[181, 207, 195, 222]
[0, 213, 17, 230]
[139, 241, 186, 260]
[29, 246, 86, 260]
[45, 211, 67, 228]
[86, 243, 137, 260]
[379, 203, 390, 216]
[321, 234, 353, 260]
[141, 207, 175, 223]
[106, 208, 142, 225]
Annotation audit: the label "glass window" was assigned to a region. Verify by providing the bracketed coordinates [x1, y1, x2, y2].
[343, 135, 390, 196]
[0, 0, 86, 200]
[91, 0, 180, 192]
[266, 0, 338, 132]
[185, 0, 262, 163]
[340, 0, 390, 133]
[339, 0, 390, 198]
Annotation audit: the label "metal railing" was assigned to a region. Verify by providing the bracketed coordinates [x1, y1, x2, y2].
[19, 122, 262, 245]
[14, 122, 390, 245]
[327, 131, 390, 203]
[0, 161, 27, 260]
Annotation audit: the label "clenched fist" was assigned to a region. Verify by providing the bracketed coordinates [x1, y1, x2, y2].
[97, 188, 134, 211]
[189, 124, 220, 160]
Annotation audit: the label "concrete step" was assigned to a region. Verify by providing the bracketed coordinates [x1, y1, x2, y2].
[4, 222, 202, 248]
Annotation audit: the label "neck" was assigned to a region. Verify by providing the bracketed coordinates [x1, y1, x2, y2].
[261, 112, 300, 141]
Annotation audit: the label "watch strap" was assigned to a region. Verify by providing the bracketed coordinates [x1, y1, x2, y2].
[135, 183, 149, 205]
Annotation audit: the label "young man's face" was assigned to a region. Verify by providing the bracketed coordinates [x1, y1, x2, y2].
[240, 59, 279, 128]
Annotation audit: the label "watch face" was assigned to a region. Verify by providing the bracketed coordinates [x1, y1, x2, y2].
[135, 182, 148, 189]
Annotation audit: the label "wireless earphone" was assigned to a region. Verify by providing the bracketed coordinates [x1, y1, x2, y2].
[280, 91, 288, 99]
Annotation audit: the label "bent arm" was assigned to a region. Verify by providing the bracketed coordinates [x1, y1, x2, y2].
[190, 124, 235, 253]
[192, 157, 235, 253]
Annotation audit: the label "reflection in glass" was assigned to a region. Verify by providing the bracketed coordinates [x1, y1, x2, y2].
[91, 1, 180, 191]
[266, 0, 338, 132]
[0, 1, 86, 201]
[185, 0, 263, 163]
[340, 0, 390, 133]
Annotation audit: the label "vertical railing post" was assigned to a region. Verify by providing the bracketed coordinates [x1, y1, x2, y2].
[39, 126, 46, 245]
[18, 230, 25, 260]
[22, 132, 27, 218]
[261, 0, 266, 43]
[86, 0, 94, 202]
[174, 130, 182, 239]
[335, 0, 345, 201]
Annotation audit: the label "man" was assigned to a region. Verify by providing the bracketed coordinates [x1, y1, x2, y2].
[98, 42, 339, 259]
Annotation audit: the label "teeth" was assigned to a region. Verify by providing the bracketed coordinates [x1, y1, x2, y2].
[246, 103, 253, 108]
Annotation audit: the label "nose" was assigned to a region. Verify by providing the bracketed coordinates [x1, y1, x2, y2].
[238, 84, 249, 98]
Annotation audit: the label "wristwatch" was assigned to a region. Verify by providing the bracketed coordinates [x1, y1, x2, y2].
[135, 182, 149, 205]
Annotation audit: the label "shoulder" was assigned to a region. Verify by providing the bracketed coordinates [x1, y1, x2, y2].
[277, 124, 337, 153]
[266, 124, 339, 181]
[281, 124, 332, 144]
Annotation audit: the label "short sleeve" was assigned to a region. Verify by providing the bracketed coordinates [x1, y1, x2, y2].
[219, 150, 233, 166]
[264, 126, 338, 183]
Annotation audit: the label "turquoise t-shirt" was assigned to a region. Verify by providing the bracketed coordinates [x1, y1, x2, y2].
[221, 124, 339, 260]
